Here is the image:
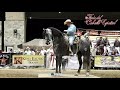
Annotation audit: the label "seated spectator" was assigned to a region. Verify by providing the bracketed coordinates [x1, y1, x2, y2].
[96, 47, 101, 55]
[110, 48, 119, 56]
[104, 48, 109, 56]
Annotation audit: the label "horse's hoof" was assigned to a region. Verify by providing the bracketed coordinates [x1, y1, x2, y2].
[51, 73, 54, 76]
[86, 72, 90, 77]
[74, 73, 79, 76]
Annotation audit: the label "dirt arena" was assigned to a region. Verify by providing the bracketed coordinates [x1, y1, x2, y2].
[0, 68, 120, 78]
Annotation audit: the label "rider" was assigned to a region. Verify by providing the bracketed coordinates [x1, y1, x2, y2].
[64, 19, 77, 55]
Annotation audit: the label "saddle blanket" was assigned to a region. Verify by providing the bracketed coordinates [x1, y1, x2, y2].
[47, 55, 83, 70]
[66, 55, 83, 70]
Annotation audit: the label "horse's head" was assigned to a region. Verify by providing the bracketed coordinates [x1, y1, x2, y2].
[43, 28, 52, 45]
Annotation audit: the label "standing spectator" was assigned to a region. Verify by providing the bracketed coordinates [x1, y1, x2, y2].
[40, 47, 47, 56]
[31, 49, 36, 55]
[46, 46, 55, 69]
[24, 47, 32, 55]
[114, 37, 120, 54]
[104, 37, 110, 54]
[49, 47, 55, 69]
[40, 47, 47, 68]
[95, 37, 105, 55]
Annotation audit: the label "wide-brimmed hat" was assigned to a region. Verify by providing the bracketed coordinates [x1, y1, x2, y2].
[64, 19, 73, 25]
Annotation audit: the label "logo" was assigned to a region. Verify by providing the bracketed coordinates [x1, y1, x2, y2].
[85, 14, 118, 27]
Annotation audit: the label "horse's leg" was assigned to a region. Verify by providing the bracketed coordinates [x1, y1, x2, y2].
[77, 54, 82, 74]
[86, 55, 91, 73]
[84, 55, 91, 76]
[56, 56, 59, 73]
[58, 56, 62, 73]
[72, 44, 75, 54]
[83, 55, 88, 75]
[62, 58, 65, 71]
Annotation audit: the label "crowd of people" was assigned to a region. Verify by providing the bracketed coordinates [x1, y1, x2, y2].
[91, 36, 120, 56]
[22, 46, 55, 68]
[0, 45, 55, 68]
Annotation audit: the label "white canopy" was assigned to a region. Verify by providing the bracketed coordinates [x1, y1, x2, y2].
[22, 39, 52, 50]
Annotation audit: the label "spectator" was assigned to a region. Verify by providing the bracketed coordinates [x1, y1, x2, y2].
[31, 49, 36, 55]
[104, 48, 109, 56]
[96, 47, 101, 55]
[104, 37, 110, 53]
[114, 37, 120, 54]
[40, 47, 47, 56]
[46, 46, 55, 69]
[110, 47, 119, 56]
[96, 37, 105, 55]
[24, 47, 32, 55]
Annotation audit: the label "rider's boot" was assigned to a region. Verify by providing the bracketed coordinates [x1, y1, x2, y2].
[69, 45, 73, 56]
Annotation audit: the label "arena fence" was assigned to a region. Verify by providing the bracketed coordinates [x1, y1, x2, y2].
[94, 55, 120, 68]
[0, 53, 45, 67]
[0, 53, 120, 69]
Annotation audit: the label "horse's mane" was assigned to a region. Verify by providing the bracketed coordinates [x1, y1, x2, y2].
[48, 27, 63, 37]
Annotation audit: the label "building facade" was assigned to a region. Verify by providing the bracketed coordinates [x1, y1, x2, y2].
[0, 12, 26, 51]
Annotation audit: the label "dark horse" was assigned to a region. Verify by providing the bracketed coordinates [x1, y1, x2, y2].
[43, 27, 91, 76]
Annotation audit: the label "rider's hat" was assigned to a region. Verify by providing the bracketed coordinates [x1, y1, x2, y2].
[64, 19, 73, 25]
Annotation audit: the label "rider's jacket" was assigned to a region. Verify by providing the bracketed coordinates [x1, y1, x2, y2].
[67, 24, 76, 36]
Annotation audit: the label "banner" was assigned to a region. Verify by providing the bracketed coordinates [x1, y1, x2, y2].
[85, 14, 118, 27]
[0, 53, 11, 66]
[95, 56, 120, 67]
[12, 55, 44, 66]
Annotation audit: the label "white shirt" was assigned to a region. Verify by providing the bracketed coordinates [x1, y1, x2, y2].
[40, 49, 47, 56]
[24, 50, 32, 55]
[31, 51, 36, 55]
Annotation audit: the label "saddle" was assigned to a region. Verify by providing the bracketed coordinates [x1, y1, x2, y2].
[63, 33, 80, 44]
[74, 35, 80, 44]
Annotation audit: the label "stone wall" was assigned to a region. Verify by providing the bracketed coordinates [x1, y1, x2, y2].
[0, 12, 25, 51]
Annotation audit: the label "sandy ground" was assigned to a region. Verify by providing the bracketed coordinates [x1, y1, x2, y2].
[0, 68, 120, 78]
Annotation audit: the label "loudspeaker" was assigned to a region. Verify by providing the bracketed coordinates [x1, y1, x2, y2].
[0, 12, 5, 21]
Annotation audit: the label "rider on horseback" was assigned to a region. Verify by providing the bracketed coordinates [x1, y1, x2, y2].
[64, 19, 77, 55]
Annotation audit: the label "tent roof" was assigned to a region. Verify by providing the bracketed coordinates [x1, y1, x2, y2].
[23, 39, 52, 47]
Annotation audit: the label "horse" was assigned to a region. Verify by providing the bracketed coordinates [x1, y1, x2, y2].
[43, 27, 91, 76]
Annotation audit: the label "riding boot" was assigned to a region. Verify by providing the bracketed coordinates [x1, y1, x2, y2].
[69, 45, 73, 56]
